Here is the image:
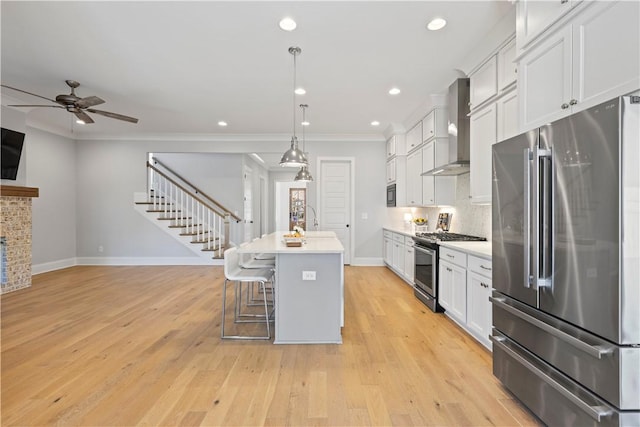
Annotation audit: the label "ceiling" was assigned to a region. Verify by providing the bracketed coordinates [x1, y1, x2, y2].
[1, 1, 513, 140]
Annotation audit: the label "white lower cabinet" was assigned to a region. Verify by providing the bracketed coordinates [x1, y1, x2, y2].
[392, 235, 404, 273]
[383, 229, 414, 286]
[404, 244, 415, 283]
[438, 248, 467, 321]
[439, 246, 493, 350]
[383, 231, 393, 265]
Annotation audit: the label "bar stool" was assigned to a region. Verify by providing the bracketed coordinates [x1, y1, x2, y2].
[253, 236, 276, 261]
[238, 242, 275, 307]
[221, 247, 274, 340]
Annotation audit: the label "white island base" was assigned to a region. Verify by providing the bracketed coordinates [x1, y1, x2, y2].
[238, 232, 344, 344]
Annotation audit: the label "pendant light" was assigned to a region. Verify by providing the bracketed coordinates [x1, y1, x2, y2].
[295, 104, 314, 182]
[280, 47, 308, 167]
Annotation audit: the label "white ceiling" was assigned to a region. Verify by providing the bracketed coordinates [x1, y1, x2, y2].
[1, 1, 513, 140]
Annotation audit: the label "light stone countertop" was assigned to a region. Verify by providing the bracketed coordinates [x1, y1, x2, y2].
[237, 231, 344, 254]
[383, 225, 417, 237]
[438, 241, 492, 259]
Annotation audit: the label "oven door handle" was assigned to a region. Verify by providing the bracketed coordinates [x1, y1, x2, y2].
[414, 246, 435, 256]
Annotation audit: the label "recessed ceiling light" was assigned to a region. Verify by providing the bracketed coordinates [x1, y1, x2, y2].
[427, 17, 447, 31]
[371, 121, 380, 126]
[218, 121, 227, 127]
[295, 87, 306, 95]
[301, 121, 310, 126]
[388, 87, 401, 95]
[279, 17, 297, 31]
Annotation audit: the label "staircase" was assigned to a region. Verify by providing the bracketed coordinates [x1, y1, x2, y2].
[134, 159, 242, 261]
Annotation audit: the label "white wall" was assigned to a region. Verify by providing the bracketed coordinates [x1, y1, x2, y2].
[25, 128, 78, 272]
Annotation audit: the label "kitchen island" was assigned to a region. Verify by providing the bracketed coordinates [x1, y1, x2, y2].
[237, 231, 344, 344]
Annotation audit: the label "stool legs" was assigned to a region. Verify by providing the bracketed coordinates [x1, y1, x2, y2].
[221, 278, 272, 340]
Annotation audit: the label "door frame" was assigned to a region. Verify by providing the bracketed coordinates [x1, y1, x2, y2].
[316, 156, 355, 264]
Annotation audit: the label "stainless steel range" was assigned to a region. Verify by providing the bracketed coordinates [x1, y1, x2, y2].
[412, 232, 486, 312]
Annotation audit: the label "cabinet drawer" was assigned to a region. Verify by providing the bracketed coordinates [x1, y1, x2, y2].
[439, 247, 467, 268]
[383, 230, 392, 239]
[393, 233, 405, 243]
[468, 255, 492, 277]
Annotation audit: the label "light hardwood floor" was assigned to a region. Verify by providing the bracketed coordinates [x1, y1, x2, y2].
[1, 265, 540, 426]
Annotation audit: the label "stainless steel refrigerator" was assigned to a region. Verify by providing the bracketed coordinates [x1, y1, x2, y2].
[491, 93, 639, 426]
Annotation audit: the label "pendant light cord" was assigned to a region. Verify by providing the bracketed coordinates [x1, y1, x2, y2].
[292, 51, 297, 140]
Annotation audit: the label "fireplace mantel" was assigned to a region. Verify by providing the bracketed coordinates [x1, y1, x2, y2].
[0, 185, 39, 198]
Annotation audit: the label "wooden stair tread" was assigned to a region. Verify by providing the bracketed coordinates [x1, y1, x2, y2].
[191, 237, 219, 244]
[157, 217, 192, 221]
[168, 224, 202, 229]
[179, 231, 211, 236]
[147, 209, 181, 213]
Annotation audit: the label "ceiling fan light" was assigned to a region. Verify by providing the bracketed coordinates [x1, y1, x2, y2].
[76, 119, 85, 125]
[294, 165, 314, 182]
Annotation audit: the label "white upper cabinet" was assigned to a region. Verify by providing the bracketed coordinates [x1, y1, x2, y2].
[406, 149, 422, 206]
[469, 103, 497, 204]
[497, 88, 519, 143]
[497, 38, 517, 91]
[470, 56, 498, 111]
[518, 0, 639, 131]
[406, 122, 423, 153]
[519, 25, 573, 131]
[516, 0, 580, 54]
[386, 136, 396, 159]
[386, 134, 405, 159]
[421, 108, 448, 142]
[571, 1, 639, 111]
[386, 158, 396, 184]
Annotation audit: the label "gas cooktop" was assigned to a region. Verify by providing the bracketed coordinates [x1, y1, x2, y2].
[414, 232, 487, 244]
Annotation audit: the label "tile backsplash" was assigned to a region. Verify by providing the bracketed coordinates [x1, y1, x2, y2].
[386, 174, 491, 239]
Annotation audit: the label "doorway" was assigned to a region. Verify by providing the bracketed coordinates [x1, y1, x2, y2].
[317, 157, 354, 264]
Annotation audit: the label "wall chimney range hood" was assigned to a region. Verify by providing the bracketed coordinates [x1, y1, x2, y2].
[422, 78, 471, 176]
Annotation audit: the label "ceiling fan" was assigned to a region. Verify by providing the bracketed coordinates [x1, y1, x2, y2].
[1, 80, 138, 124]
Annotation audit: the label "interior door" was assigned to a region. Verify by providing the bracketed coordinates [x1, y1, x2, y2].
[319, 159, 352, 264]
[492, 130, 539, 308]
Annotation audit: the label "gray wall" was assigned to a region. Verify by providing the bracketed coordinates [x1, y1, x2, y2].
[71, 137, 386, 264]
[26, 128, 77, 270]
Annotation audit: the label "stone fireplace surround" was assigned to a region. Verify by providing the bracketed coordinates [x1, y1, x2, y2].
[0, 185, 39, 294]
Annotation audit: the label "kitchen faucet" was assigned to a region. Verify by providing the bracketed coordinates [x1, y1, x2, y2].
[307, 205, 319, 230]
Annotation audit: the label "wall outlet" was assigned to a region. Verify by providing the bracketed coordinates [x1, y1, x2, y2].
[98, 245, 104, 253]
[302, 271, 316, 281]
[361, 212, 368, 220]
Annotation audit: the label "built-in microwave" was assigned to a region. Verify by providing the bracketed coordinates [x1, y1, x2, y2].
[386, 184, 396, 207]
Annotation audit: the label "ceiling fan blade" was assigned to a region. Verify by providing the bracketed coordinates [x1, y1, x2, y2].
[86, 108, 139, 124]
[7, 104, 65, 108]
[75, 96, 105, 108]
[74, 110, 95, 124]
[1, 84, 56, 103]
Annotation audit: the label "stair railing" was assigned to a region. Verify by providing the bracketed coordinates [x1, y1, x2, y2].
[146, 162, 240, 252]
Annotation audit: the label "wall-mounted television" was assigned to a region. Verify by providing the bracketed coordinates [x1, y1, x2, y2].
[1, 127, 26, 180]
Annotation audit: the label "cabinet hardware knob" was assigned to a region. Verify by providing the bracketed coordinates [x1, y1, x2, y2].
[447, 254, 454, 258]
[560, 0, 568, 4]
[569, 99, 578, 105]
[561, 103, 569, 109]
[480, 265, 491, 270]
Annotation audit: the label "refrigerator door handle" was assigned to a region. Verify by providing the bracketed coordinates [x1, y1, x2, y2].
[523, 148, 532, 288]
[532, 146, 552, 290]
[490, 296, 616, 359]
[490, 334, 614, 422]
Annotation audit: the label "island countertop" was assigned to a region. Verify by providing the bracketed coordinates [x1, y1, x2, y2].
[237, 231, 344, 254]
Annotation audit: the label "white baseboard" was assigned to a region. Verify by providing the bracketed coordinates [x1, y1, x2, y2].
[350, 257, 385, 266]
[77, 257, 222, 266]
[32, 258, 78, 275]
